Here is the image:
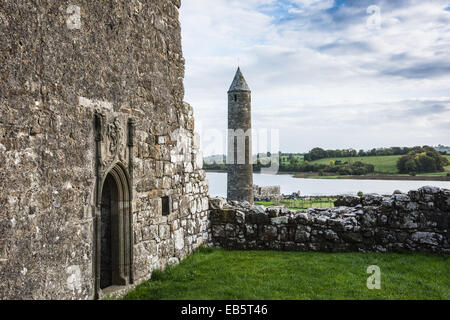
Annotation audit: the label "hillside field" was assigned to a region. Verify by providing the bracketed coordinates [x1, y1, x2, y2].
[310, 155, 450, 175]
[280, 155, 304, 165]
[205, 154, 450, 176]
[310, 155, 401, 174]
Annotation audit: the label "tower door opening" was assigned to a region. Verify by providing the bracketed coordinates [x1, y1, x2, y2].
[99, 166, 131, 290]
[100, 174, 117, 289]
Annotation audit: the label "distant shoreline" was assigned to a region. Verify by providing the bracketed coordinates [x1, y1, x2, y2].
[295, 175, 450, 182]
[204, 170, 450, 182]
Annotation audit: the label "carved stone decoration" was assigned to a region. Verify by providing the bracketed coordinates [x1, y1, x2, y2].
[108, 118, 122, 154]
[98, 116, 128, 174]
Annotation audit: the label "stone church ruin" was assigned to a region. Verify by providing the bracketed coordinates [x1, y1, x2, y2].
[0, 0, 448, 301]
[0, 1, 209, 299]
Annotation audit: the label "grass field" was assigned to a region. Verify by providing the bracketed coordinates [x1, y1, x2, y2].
[255, 198, 336, 210]
[280, 155, 304, 165]
[205, 155, 450, 180]
[310, 155, 450, 175]
[123, 247, 450, 300]
[310, 155, 402, 174]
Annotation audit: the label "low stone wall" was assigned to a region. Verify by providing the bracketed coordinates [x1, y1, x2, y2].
[210, 187, 449, 254]
[253, 185, 282, 202]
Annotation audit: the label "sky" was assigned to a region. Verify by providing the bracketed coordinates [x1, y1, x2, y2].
[179, 0, 450, 155]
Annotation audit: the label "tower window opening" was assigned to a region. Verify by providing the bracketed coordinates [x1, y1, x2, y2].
[162, 196, 172, 216]
[234, 95, 237, 102]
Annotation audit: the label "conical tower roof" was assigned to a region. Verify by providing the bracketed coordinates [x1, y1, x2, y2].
[228, 67, 251, 92]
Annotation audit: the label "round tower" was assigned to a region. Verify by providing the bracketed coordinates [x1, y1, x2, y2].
[227, 67, 254, 203]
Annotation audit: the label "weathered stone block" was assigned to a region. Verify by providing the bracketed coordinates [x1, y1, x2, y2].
[295, 230, 310, 243]
[263, 226, 278, 241]
[324, 230, 339, 241]
[362, 194, 383, 206]
[334, 195, 361, 207]
[271, 216, 289, 225]
[411, 232, 442, 246]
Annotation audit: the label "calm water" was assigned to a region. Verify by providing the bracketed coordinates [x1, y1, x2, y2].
[206, 172, 450, 197]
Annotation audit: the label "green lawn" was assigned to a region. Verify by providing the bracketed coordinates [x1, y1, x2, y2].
[124, 247, 449, 300]
[416, 172, 450, 177]
[280, 155, 304, 165]
[310, 155, 402, 174]
[310, 155, 450, 176]
[256, 198, 335, 210]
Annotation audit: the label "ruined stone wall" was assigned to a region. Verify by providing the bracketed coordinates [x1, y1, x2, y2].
[210, 187, 449, 254]
[253, 185, 281, 202]
[0, 0, 209, 300]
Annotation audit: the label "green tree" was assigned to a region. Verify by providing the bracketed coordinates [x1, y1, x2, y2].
[404, 159, 417, 173]
[397, 146, 447, 174]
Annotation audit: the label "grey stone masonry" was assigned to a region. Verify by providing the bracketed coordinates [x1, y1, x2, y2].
[210, 187, 449, 254]
[253, 185, 282, 202]
[227, 68, 253, 203]
[0, 0, 210, 300]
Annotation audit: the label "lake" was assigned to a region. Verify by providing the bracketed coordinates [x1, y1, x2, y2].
[206, 172, 450, 197]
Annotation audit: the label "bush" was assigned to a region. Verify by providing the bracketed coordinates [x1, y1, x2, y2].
[357, 191, 364, 197]
[397, 146, 448, 174]
[337, 168, 352, 175]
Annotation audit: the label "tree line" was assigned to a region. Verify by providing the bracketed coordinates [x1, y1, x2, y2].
[303, 147, 414, 161]
[203, 145, 449, 176]
[275, 159, 375, 175]
[204, 158, 375, 176]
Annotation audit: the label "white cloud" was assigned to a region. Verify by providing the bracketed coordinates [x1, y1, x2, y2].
[180, 0, 450, 154]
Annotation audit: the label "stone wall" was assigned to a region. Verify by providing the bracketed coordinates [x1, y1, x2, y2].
[210, 187, 449, 254]
[0, 0, 209, 300]
[253, 185, 281, 202]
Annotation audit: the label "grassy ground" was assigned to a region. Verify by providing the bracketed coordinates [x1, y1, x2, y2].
[124, 247, 449, 300]
[255, 198, 336, 210]
[311, 155, 450, 175]
[300, 155, 450, 179]
[310, 155, 402, 174]
[204, 155, 450, 180]
[293, 174, 450, 181]
[205, 155, 450, 177]
[280, 155, 304, 165]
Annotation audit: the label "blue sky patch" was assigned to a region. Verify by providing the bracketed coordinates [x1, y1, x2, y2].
[257, 0, 303, 23]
